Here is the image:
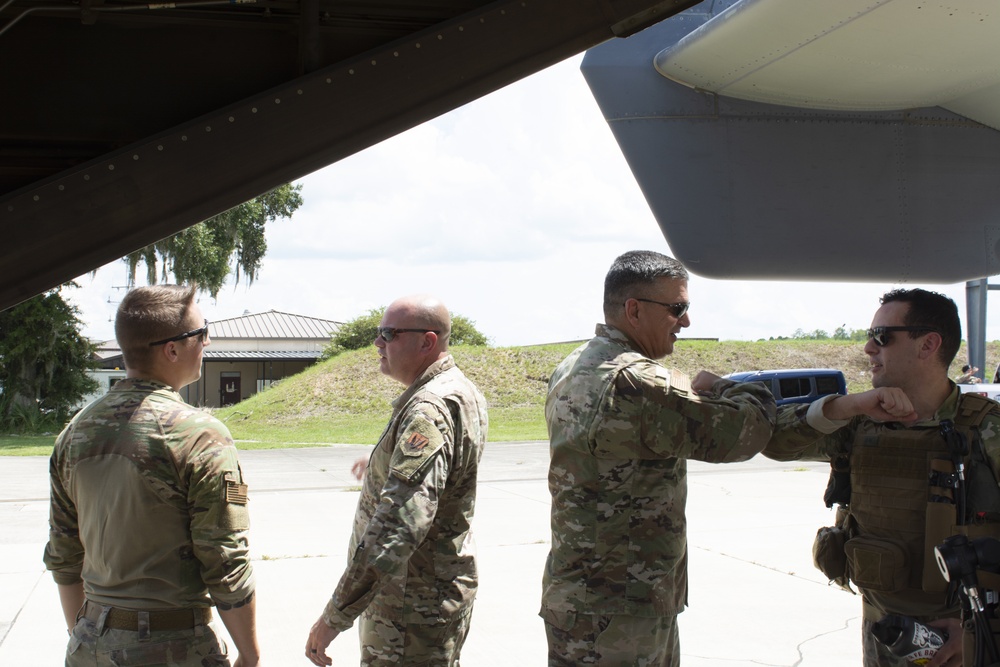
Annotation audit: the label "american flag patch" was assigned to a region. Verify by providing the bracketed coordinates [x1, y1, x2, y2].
[225, 480, 249, 505]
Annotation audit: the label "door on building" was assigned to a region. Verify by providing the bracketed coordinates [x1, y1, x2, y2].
[220, 372, 241, 407]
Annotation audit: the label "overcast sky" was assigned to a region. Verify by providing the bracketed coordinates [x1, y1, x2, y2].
[64, 55, 992, 349]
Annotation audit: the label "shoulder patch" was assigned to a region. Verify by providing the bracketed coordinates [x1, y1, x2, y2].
[390, 412, 446, 483]
[669, 369, 692, 396]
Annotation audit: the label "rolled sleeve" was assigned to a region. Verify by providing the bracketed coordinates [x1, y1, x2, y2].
[764, 399, 851, 462]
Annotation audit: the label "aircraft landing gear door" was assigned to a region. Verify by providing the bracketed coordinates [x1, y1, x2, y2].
[220, 372, 241, 407]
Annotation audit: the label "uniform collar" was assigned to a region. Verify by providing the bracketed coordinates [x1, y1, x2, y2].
[595, 323, 644, 355]
[925, 382, 962, 424]
[896, 382, 961, 427]
[391, 354, 455, 410]
[113, 377, 175, 394]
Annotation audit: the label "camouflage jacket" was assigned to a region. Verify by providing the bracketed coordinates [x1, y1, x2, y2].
[541, 324, 777, 619]
[322, 355, 489, 629]
[43, 378, 255, 610]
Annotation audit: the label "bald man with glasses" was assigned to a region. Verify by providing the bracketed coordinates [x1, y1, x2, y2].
[764, 288, 1000, 667]
[306, 294, 488, 667]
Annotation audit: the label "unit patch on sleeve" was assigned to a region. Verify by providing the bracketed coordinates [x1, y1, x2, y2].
[390, 411, 446, 483]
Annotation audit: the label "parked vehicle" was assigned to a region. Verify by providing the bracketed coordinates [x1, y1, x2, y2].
[958, 383, 1000, 402]
[724, 368, 847, 406]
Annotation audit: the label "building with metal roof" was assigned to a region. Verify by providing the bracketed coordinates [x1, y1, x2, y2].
[98, 310, 342, 408]
[196, 310, 341, 407]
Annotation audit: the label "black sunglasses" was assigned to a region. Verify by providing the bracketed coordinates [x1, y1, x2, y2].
[149, 319, 210, 347]
[630, 298, 690, 319]
[866, 325, 938, 347]
[376, 327, 441, 343]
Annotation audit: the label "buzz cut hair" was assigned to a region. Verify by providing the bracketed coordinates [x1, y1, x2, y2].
[604, 250, 689, 320]
[880, 288, 961, 367]
[116, 284, 197, 369]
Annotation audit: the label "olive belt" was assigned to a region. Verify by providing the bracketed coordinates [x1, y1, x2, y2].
[81, 600, 212, 631]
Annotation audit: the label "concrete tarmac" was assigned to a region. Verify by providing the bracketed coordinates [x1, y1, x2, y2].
[0, 442, 861, 665]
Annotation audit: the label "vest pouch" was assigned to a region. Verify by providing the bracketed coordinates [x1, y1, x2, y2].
[845, 535, 909, 592]
[813, 525, 851, 589]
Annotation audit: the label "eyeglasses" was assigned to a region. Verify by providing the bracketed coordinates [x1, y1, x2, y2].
[376, 327, 441, 343]
[866, 325, 939, 347]
[149, 320, 210, 347]
[630, 298, 690, 319]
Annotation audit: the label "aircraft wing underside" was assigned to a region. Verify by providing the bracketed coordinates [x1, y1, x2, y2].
[583, 0, 1000, 283]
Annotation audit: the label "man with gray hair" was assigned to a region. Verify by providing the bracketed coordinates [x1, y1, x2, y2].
[541, 250, 777, 666]
[306, 294, 488, 666]
[44, 284, 259, 666]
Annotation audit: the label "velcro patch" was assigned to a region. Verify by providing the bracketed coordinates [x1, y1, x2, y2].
[225, 480, 249, 505]
[390, 413, 446, 483]
[223, 472, 249, 505]
[669, 369, 692, 396]
[404, 432, 431, 454]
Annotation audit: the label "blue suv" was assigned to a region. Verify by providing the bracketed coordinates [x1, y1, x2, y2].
[724, 368, 847, 406]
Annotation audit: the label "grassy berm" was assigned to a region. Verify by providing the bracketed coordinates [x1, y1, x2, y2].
[216, 339, 1000, 448]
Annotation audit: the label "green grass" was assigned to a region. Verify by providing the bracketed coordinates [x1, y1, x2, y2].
[214, 343, 577, 446]
[0, 434, 58, 456]
[6, 338, 999, 455]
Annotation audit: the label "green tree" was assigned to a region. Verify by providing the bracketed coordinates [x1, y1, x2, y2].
[0, 285, 98, 431]
[323, 307, 489, 359]
[125, 184, 303, 297]
[791, 328, 830, 340]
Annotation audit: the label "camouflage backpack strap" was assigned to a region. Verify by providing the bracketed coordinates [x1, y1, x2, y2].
[953, 392, 1000, 517]
[954, 392, 997, 430]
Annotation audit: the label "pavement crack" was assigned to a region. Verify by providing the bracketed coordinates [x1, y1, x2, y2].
[691, 545, 849, 589]
[789, 614, 857, 667]
[0, 569, 46, 650]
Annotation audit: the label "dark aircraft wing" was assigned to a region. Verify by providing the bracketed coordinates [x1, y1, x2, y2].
[0, 0, 700, 311]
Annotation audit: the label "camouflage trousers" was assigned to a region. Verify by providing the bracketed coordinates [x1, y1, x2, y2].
[358, 608, 472, 666]
[66, 605, 229, 667]
[542, 610, 679, 667]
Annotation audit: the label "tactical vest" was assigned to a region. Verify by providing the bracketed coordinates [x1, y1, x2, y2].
[843, 393, 1000, 618]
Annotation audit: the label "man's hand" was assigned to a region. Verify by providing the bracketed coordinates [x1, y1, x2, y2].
[691, 371, 721, 393]
[823, 388, 918, 423]
[925, 617, 962, 667]
[350, 457, 368, 481]
[305, 617, 339, 666]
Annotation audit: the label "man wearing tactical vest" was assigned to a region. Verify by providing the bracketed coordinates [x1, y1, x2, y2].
[765, 288, 1000, 667]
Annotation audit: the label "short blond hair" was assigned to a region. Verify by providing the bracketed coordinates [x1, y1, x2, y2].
[116, 285, 197, 368]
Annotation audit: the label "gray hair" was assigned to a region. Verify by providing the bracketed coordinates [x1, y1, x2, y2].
[603, 250, 688, 320]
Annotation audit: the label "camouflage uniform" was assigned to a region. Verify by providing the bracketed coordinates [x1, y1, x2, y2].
[321, 355, 488, 666]
[541, 324, 777, 666]
[764, 386, 1000, 667]
[43, 378, 255, 667]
